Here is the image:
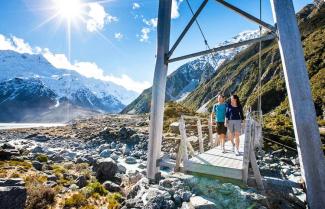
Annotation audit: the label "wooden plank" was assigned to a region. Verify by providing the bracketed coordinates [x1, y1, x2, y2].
[197, 118, 204, 153]
[270, 0, 325, 207]
[184, 135, 246, 179]
[147, 0, 172, 181]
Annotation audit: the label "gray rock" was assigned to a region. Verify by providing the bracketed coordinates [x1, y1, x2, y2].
[32, 146, 44, 153]
[110, 153, 119, 161]
[49, 153, 65, 162]
[76, 176, 87, 188]
[44, 181, 57, 188]
[181, 191, 192, 202]
[93, 158, 118, 182]
[1, 143, 15, 149]
[100, 149, 111, 158]
[0, 149, 20, 160]
[47, 174, 57, 182]
[0, 178, 26, 209]
[117, 164, 126, 174]
[125, 156, 137, 164]
[32, 161, 43, 171]
[103, 180, 121, 192]
[189, 196, 217, 209]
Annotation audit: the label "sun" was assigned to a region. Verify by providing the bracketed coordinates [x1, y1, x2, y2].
[53, 0, 83, 20]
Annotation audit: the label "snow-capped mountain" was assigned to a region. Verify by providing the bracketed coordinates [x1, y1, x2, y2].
[0, 78, 57, 121]
[122, 30, 260, 114]
[0, 50, 139, 118]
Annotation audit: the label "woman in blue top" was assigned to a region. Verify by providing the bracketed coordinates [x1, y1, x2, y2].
[225, 94, 244, 156]
[212, 94, 227, 153]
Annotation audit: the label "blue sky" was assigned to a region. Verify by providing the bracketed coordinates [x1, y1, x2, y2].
[0, 0, 312, 93]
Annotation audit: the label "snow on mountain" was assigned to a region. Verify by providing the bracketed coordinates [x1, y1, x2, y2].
[0, 50, 137, 106]
[122, 30, 261, 114]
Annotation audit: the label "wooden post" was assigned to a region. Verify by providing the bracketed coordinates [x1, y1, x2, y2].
[242, 117, 251, 184]
[208, 115, 214, 146]
[197, 118, 204, 153]
[270, 0, 325, 207]
[147, 0, 172, 182]
[180, 116, 189, 162]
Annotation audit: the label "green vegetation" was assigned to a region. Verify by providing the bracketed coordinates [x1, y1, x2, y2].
[36, 154, 48, 163]
[64, 192, 87, 208]
[25, 174, 56, 209]
[84, 181, 108, 197]
[181, 4, 325, 149]
[163, 101, 197, 131]
[107, 193, 123, 209]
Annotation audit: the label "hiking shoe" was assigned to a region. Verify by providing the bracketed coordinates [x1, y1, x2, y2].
[235, 148, 240, 156]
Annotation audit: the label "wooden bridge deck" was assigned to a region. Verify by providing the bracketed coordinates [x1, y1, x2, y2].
[183, 134, 246, 180]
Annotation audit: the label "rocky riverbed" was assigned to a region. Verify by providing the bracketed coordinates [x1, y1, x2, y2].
[0, 114, 306, 209]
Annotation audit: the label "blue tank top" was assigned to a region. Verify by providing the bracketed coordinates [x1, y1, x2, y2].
[214, 103, 226, 122]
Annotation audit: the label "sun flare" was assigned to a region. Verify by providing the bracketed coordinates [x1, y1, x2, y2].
[54, 0, 82, 20]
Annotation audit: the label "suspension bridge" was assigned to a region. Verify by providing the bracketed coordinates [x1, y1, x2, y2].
[146, 0, 325, 208]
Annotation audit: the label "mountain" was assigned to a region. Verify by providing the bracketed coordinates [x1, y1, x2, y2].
[0, 50, 137, 121]
[181, 3, 325, 146]
[0, 77, 103, 122]
[122, 30, 261, 114]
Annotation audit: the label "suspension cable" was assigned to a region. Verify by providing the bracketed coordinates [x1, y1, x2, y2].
[257, 0, 263, 118]
[185, 0, 219, 69]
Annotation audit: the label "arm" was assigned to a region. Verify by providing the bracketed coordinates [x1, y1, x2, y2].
[225, 105, 229, 126]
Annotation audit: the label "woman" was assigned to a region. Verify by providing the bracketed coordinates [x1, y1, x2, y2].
[225, 94, 244, 156]
[211, 94, 227, 153]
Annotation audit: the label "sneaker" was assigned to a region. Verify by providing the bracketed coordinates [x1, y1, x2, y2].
[235, 148, 240, 156]
[222, 146, 226, 153]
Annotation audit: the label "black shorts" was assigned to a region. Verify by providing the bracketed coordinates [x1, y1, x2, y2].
[216, 122, 227, 135]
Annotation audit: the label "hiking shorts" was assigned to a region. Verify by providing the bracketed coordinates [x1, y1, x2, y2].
[216, 122, 227, 135]
[228, 120, 242, 133]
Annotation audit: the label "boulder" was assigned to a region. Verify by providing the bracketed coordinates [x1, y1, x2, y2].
[117, 164, 127, 174]
[188, 196, 217, 209]
[1, 143, 15, 149]
[93, 158, 118, 182]
[125, 156, 137, 164]
[103, 180, 121, 192]
[0, 149, 20, 160]
[0, 178, 26, 209]
[32, 161, 43, 171]
[31, 146, 44, 153]
[76, 175, 87, 188]
[99, 149, 111, 158]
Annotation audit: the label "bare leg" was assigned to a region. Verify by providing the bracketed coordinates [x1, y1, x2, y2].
[228, 132, 234, 146]
[220, 134, 225, 148]
[235, 131, 240, 150]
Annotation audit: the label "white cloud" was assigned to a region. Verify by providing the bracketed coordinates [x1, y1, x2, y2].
[132, 3, 140, 10]
[139, 27, 151, 42]
[86, 3, 118, 32]
[171, 0, 183, 19]
[0, 34, 33, 54]
[0, 33, 149, 93]
[114, 33, 123, 40]
[143, 18, 158, 28]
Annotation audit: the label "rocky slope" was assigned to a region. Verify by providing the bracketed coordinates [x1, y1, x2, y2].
[122, 30, 261, 114]
[0, 114, 306, 209]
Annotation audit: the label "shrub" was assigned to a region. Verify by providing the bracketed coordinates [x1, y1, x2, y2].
[107, 193, 122, 209]
[64, 192, 87, 208]
[84, 181, 108, 197]
[25, 175, 57, 209]
[36, 154, 48, 163]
